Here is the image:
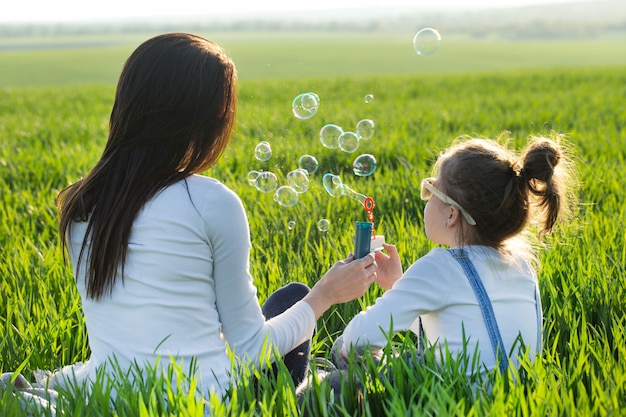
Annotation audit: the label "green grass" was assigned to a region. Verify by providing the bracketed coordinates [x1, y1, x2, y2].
[1, 31, 626, 86]
[1, 63, 625, 415]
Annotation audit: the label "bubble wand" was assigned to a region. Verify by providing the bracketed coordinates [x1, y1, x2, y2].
[348, 191, 385, 258]
[322, 174, 385, 255]
[339, 184, 376, 234]
[362, 196, 376, 236]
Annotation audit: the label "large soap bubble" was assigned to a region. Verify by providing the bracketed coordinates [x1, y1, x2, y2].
[320, 124, 343, 149]
[254, 141, 272, 161]
[247, 170, 261, 186]
[322, 173, 368, 205]
[353, 154, 377, 177]
[287, 169, 310, 193]
[292, 92, 320, 120]
[413, 28, 441, 56]
[255, 171, 278, 193]
[298, 154, 319, 175]
[356, 119, 375, 140]
[338, 132, 359, 153]
[274, 186, 299, 207]
[322, 173, 344, 197]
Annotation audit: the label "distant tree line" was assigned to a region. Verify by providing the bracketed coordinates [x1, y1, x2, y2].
[3, 0, 625, 40]
[1, 16, 624, 41]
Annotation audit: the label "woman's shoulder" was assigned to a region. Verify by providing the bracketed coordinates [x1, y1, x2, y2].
[182, 174, 240, 200]
[192, 175, 250, 219]
[184, 174, 228, 190]
[151, 175, 244, 217]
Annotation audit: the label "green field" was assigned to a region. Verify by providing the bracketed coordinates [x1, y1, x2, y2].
[1, 32, 626, 86]
[1, 32, 626, 415]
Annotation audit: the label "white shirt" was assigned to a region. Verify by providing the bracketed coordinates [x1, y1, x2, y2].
[59, 175, 316, 396]
[341, 246, 541, 371]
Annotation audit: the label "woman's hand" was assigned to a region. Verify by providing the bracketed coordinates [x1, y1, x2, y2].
[373, 243, 403, 291]
[303, 253, 377, 319]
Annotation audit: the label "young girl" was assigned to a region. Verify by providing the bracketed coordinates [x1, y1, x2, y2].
[30, 33, 378, 399]
[336, 135, 574, 373]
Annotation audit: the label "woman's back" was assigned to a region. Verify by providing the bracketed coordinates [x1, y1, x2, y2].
[67, 175, 252, 395]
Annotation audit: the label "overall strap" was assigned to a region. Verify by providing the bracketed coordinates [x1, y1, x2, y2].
[448, 248, 508, 374]
[534, 283, 543, 353]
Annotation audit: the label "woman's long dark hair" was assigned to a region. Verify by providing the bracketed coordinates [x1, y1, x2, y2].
[57, 33, 238, 300]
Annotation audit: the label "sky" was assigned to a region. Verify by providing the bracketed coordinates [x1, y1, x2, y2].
[1, 0, 600, 24]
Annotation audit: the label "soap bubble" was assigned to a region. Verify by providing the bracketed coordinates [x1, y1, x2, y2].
[353, 154, 378, 177]
[356, 119, 375, 140]
[364, 94, 374, 104]
[292, 92, 320, 120]
[322, 173, 345, 197]
[255, 171, 278, 193]
[274, 186, 299, 207]
[254, 141, 272, 161]
[298, 154, 319, 175]
[320, 124, 343, 149]
[287, 169, 309, 193]
[413, 28, 441, 56]
[247, 170, 260, 186]
[317, 218, 330, 232]
[342, 184, 367, 205]
[288, 220, 296, 230]
[322, 173, 369, 205]
[339, 132, 360, 153]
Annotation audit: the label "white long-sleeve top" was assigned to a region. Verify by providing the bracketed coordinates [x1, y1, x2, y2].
[59, 174, 316, 396]
[341, 246, 541, 371]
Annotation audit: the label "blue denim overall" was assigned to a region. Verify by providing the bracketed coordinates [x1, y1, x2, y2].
[447, 248, 543, 373]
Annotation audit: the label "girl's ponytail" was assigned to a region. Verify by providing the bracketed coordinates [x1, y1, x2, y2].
[518, 135, 571, 237]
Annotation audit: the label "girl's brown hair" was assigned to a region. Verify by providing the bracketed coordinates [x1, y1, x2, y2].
[433, 133, 575, 254]
[57, 33, 238, 300]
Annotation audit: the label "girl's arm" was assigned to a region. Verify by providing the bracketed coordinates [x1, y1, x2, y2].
[340, 249, 452, 357]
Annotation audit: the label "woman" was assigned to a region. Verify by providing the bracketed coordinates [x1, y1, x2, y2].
[50, 32, 378, 398]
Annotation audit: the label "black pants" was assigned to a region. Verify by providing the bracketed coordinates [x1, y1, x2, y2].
[261, 282, 312, 387]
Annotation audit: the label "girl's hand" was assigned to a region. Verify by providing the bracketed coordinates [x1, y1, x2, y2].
[373, 243, 403, 291]
[303, 253, 377, 319]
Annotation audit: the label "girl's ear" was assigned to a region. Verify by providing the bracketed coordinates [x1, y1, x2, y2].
[446, 206, 460, 228]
